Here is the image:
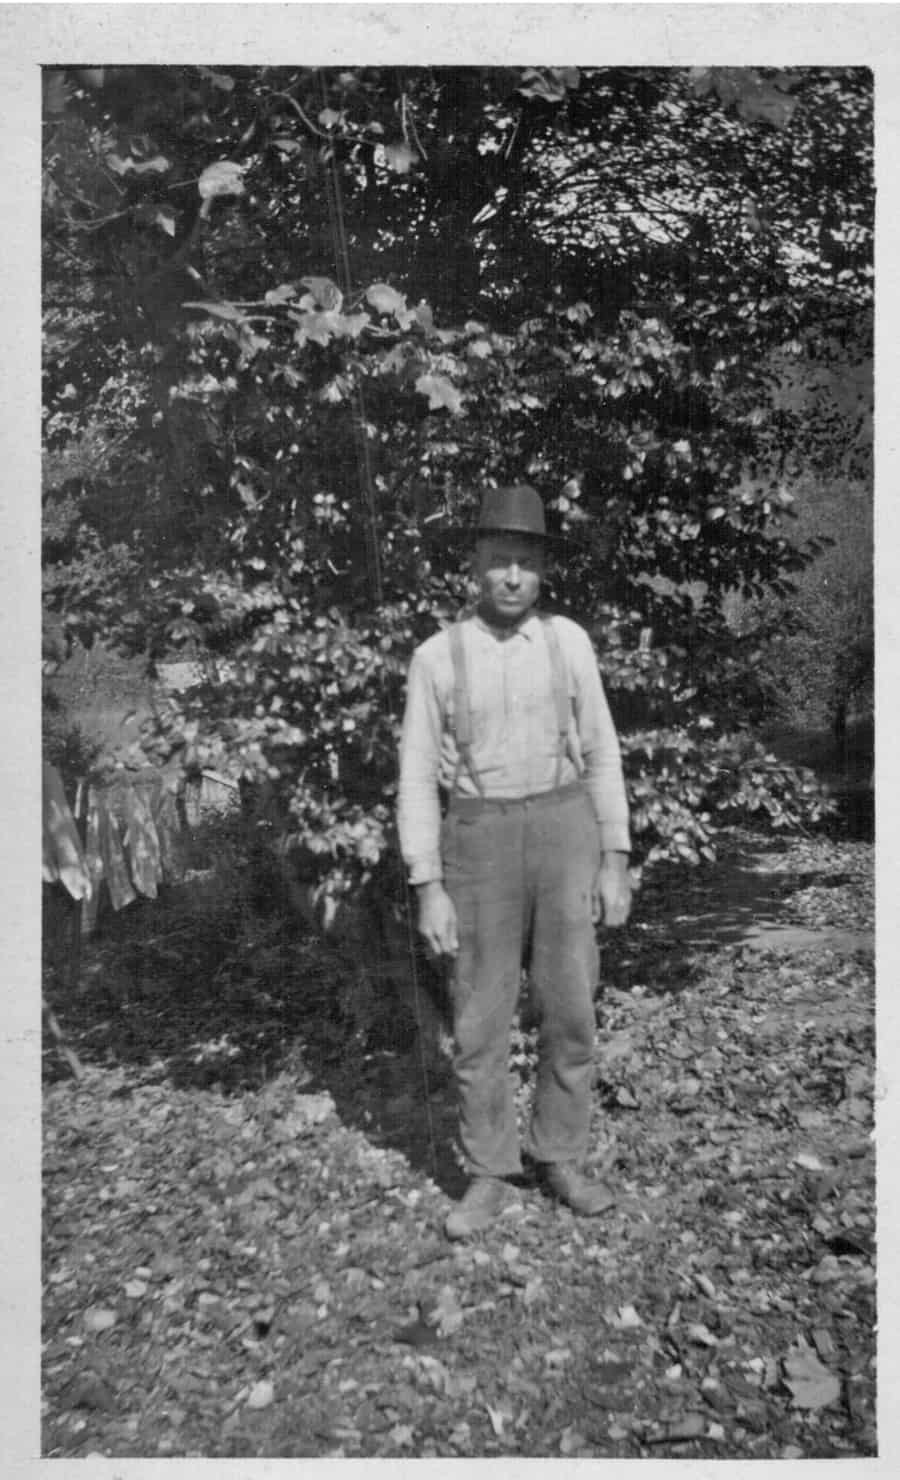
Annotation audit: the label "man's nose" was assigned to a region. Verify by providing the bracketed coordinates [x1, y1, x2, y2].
[504, 564, 521, 586]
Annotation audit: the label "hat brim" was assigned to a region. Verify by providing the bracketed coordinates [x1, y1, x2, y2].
[420, 518, 583, 548]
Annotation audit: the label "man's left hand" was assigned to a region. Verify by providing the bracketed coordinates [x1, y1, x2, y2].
[592, 851, 632, 928]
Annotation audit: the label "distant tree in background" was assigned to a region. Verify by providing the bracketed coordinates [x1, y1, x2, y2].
[722, 305, 872, 761]
[42, 65, 872, 910]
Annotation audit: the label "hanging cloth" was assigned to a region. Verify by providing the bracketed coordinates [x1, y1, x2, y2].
[42, 763, 92, 901]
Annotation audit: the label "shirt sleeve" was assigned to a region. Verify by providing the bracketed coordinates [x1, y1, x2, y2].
[571, 626, 631, 854]
[397, 644, 446, 885]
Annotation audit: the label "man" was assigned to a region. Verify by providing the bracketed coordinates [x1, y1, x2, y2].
[397, 484, 632, 1240]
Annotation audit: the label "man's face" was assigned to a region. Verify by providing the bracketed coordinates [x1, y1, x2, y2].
[475, 534, 544, 626]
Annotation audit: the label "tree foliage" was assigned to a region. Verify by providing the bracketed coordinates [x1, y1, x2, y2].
[42, 65, 872, 894]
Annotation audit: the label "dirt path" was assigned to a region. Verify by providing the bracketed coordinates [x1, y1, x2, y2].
[42, 829, 875, 1458]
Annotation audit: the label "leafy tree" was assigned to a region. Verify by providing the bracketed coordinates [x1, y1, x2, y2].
[42, 65, 871, 904]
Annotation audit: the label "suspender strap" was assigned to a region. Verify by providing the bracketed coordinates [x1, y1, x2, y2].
[447, 614, 577, 798]
[448, 620, 485, 798]
[541, 615, 571, 788]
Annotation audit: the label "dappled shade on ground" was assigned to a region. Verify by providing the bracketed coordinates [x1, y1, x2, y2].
[42, 829, 874, 1458]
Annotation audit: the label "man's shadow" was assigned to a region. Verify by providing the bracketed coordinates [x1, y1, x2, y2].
[43, 829, 864, 1200]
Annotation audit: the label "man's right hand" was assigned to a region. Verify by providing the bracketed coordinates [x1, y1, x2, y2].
[417, 881, 459, 959]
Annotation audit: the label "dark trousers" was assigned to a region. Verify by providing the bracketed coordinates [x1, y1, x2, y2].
[442, 783, 599, 1178]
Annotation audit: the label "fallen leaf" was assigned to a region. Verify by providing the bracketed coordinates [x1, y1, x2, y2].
[687, 1322, 719, 1347]
[83, 1307, 117, 1334]
[794, 1152, 825, 1173]
[246, 1379, 274, 1410]
[430, 1284, 464, 1336]
[124, 1279, 147, 1299]
[612, 1304, 643, 1330]
[810, 1254, 844, 1284]
[485, 1403, 510, 1437]
[66, 1373, 117, 1412]
[601, 1029, 635, 1063]
[783, 1347, 841, 1411]
[522, 1277, 544, 1306]
[415, 1354, 450, 1393]
[446, 1371, 478, 1401]
[663, 1412, 706, 1442]
[560, 1424, 589, 1455]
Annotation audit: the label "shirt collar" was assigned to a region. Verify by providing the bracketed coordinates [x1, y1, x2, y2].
[472, 609, 540, 642]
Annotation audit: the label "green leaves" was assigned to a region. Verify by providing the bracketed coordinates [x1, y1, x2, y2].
[414, 373, 464, 415]
[42, 63, 870, 895]
[621, 724, 834, 866]
[292, 309, 344, 349]
[365, 283, 407, 317]
[105, 152, 170, 176]
[517, 67, 581, 102]
[383, 141, 418, 174]
[301, 277, 343, 312]
[690, 67, 799, 131]
[264, 283, 297, 306]
[198, 160, 246, 201]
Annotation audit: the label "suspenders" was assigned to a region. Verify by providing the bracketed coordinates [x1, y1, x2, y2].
[541, 616, 572, 789]
[447, 615, 574, 799]
[448, 621, 485, 797]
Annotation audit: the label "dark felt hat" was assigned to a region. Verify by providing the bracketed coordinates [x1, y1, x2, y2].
[477, 484, 550, 540]
[421, 482, 581, 547]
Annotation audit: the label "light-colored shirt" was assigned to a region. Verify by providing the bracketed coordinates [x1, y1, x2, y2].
[397, 610, 631, 885]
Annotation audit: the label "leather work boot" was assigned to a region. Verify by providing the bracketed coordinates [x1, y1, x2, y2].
[540, 1163, 617, 1216]
[444, 1176, 508, 1240]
